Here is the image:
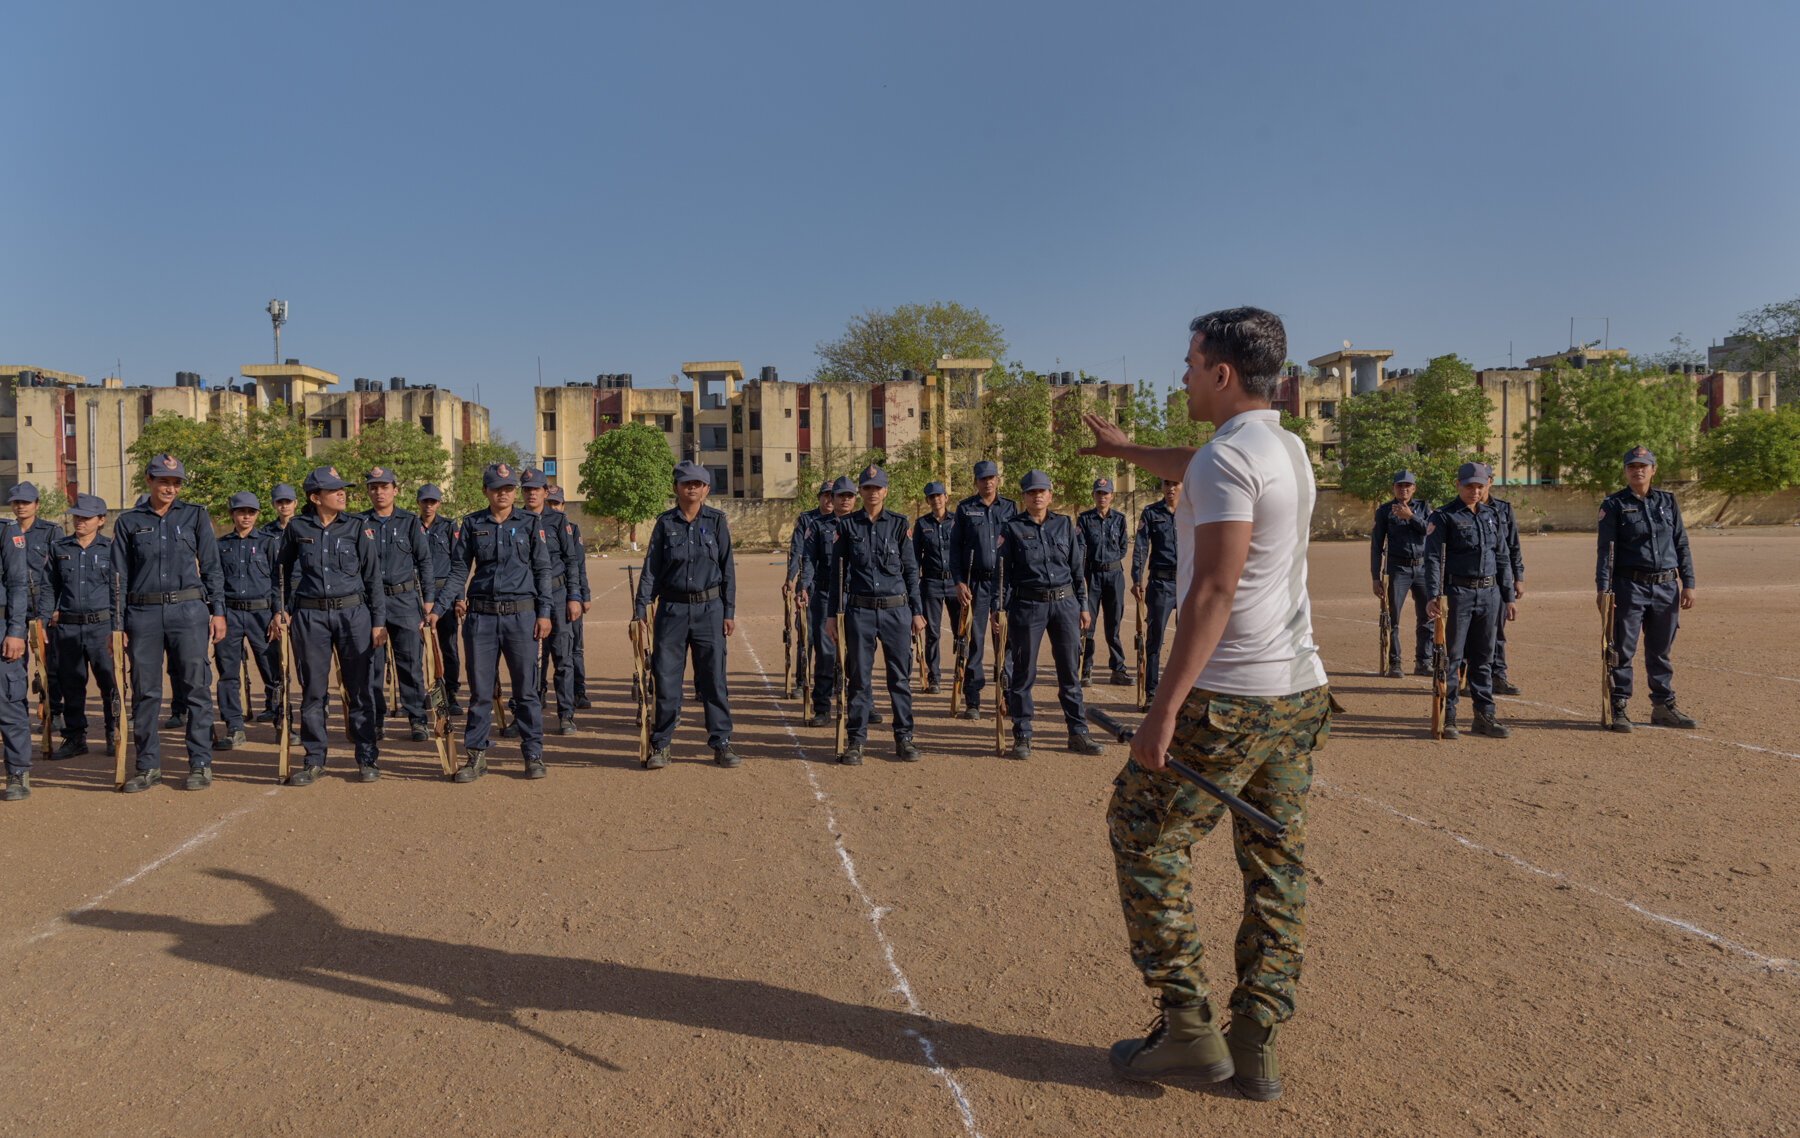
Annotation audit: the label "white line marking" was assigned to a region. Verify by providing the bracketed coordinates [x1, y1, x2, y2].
[738, 631, 983, 1138]
[1318, 778, 1794, 974]
[21, 803, 260, 945]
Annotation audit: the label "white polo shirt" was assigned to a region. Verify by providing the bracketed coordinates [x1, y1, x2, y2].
[1174, 409, 1329, 697]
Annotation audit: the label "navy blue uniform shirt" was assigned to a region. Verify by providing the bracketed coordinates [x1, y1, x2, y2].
[47, 533, 118, 624]
[1488, 496, 1524, 584]
[787, 507, 832, 581]
[1076, 507, 1128, 569]
[114, 499, 226, 616]
[1370, 497, 1432, 578]
[422, 514, 458, 582]
[633, 504, 735, 621]
[911, 512, 956, 579]
[538, 506, 585, 593]
[949, 494, 1017, 584]
[798, 513, 846, 603]
[361, 506, 435, 607]
[1424, 499, 1514, 602]
[0, 521, 27, 638]
[999, 511, 1087, 610]
[824, 509, 921, 615]
[18, 519, 57, 607]
[1597, 487, 1693, 590]
[1132, 501, 1179, 579]
[270, 511, 387, 624]
[216, 529, 276, 602]
[443, 508, 554, 616]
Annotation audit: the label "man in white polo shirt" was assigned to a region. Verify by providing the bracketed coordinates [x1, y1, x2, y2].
[1079, 306, 1332, 1103]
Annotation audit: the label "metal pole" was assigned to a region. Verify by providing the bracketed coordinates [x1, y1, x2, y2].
[86, 399, 97, 495]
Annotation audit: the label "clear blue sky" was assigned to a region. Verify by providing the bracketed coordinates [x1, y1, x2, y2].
[5, 0, 1794, 449]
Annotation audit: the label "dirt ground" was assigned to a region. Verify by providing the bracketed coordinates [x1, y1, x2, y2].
[2, 527, 1795, 1137]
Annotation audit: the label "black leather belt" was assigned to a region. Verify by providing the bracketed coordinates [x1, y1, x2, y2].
[658, 585, 721, 604]
[296, 593, 365, 611]
[58, 610, 111, 625]
[1089, 559, 1124, 574]
[1449, 574, 1497, 589]
[1391, 556, 1425, 568]
[28, 585, 40, 597]
[467, 598, 535, 616]
[1150, 568, 1177, 582]
[128, 587, 205, 606]
[1623, 568, 1679, 585]
[385, 580, 416, 596]
[551, 574, 566, 590]
[226, 598, 270, 611]
[1015, 585, 1075, 603]
[847, 593, 909, 610]
[433, 576, 449, 589]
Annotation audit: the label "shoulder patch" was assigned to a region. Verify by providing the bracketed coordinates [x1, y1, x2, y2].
[1425, 522, 1435, 535]
[364, 528, 374, 539]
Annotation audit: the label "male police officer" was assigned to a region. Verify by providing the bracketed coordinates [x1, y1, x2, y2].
[214, 492, 278, 751]
[520, 469, 584, 734]
[1370, 471, 1432, 678]
[1479, 472, 1524, 696]
[800, 478, 859, 727]
[360, 467, 434, 742]
[116, 455, 227, 792]
[1424, 462, 1516, 740]
[785, 481, 835, 712]
[441, 463, 553, 782]
[548, 486, 592, 709]
[45, 495, 119, 760]
[0, 513, 31, 802]
[269, 467, 387, 783]
[1077, 477, 1131, 686]
[950, 460, 1016, 719]
[417, 484, 463, 714]
[632, 461, 737, 769]
[1132, 478, 1182, 700]
[911, 480, 958, 695]
[786, 480, 835, 591]
[11, 482, 63, 734]
[1598, 446, 1697, 732]
[810, 466, 922, 765]
[997, 470, 1104, 759]
[254, 482, 299, 724]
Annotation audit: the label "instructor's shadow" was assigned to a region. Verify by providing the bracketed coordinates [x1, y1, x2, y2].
[70, 870, 1143, 1095]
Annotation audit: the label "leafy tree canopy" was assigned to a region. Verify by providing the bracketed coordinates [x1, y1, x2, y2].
[813, 301, 1008, 385]
[1334, 355, 1492, 504]
[1728, 295, 1800, 403]
[127, 403, 312, 519]
[315, 421, 451, 512]
[447, 435, 524, 519]
[579, 422, 676, 529]
[1516, 361, 1704, 491]
[1692, 406, 1800, 495]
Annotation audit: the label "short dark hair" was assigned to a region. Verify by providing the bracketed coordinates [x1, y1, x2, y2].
[1189, 307, 1287, 402]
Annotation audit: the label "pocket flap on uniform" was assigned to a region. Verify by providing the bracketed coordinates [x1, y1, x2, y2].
[1203, 696, 1260, 733]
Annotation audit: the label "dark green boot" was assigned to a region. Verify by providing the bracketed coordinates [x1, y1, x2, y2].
[1227, 1017, 1281, 1101]
[2, 771, 28, 802]
[1109, 1000, 1234, 1085]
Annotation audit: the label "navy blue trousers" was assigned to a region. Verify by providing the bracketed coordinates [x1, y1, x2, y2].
[918, 579, 961, 687]
[52, 620, 119, 740]
[1441, 584, 1501, 720]
[0, 654, 27, 775]
[125, 599, 215, 771]
[1386, 564, 1433, 668]
[462, 608, 543, 758]
[370, 592, 426, 723]
[843, 602, 914, 744]
[650, 596, 730, 749]
[1082, 567, 1127, 676]
[808, 590, 838, 716]
[571, 616, 586, 700]
[215, 606, 278, 733]
[963, 577, 1012, 709]
[291, 604, 377, 766]
[1143, 577, 1178, 694]
[1610, 578, 1679, 704]
[543, 589, 574, 720]
[1005, 594, 1085, 738]
[432, 579, 462, 700]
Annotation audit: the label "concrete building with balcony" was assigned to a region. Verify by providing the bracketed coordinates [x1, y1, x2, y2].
[535, 374, 682, 490]
[296, 375, 489, 475]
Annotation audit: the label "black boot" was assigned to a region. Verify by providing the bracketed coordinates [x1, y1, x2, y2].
[50, 736, 88, 760]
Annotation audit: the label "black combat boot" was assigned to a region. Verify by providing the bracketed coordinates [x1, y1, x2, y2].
[286, 764, 322, 787]
[838, 744, 864, 767]
[216, 729, 246, 751]
[50, 736, 88, 760]
[895, 737, 921, 762]
[409, 720, 430, 742]
[2, 771, 28, 802]
[713, 746, 741, 769]
[453, 750, 488, 782]
[1472, 713, 1511, 739]
[358, 763, 381, 783]
[185, 766, 213, 790]
[1493, 674, 1520, 695]
[1110, 668, 1131, 686]
[1651, 702, 1696, 728]
[1609, 704, 1633, 733]
[643, 747, 670, 771]
[525, 756, 548, 779]
[1008, 738, 1031, 761]
[1067, 732, 1105, 755]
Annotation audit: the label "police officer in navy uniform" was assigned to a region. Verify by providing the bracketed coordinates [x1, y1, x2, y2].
[441, 462, 554, 782]
[0, 515, 32, 802]
[10, 482, 63, 734]
[269, 467, 387, 784]
[359, 466, 435, 742]
[786, 480, 835, 594]
[213, 491, 278, 751]
[632, 461, 738, 770]
[1598, 446, 1697, 732]
[254, 482, 299, 724]
[116, 455, 227, 792]
[911, 480, 958, 695]
[417, 483, 463, 715]
[950, 459, 1015, 720]
[1131, 478, 1181, 700]
[520, 469, 585, 735]
[805, 466, 923, 765]
[1371, 470, 1432, 678]
[1077, 477, 1130, 687]
[1424, 462, 1516, 740]
[998, 471, 1105, 760]
[548, 486, 593, 710]
[45, 495, 120, 761]
[1476, 471, 1525, 696]
[799, 478, 859, 727]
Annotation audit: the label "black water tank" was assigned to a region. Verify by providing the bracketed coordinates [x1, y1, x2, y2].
[390, 377, 404, 390]
[1062, 371, 1074, 384]
[285, 359, 299, 365]
[620, 373, 632, 385]
[760, 366, 777, 383]
[1570, 355, 1587, 370]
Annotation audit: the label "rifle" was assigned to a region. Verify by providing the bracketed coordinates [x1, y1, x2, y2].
[1377, 572, 1393, 674]
[949, 547, 973, 716]
[111, 590, 130, 789]
[1085, 707, 1288, 839]
[277, 617, 294, 782]
[420, 617, 455, 775]
[781, 584, 796, 699]
[1430, 567, 1448, 739]
[992, 560, 1007, 757]
[384, 627, 399, 716]
[333, 648, 351, 739]
[627, 566, 654, 764]
[912, 618, 925, 684]
[1600, 541, 1616, 729]
[833, 552, 847, 757]
[1134, 569, 1147, 712]
[28, 619, 50, 759]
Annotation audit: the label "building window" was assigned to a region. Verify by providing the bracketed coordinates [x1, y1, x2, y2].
[784, 407, 793, 418]
[921, 410, 930, 431]
[542, 412, 556, 433]
[22, 417, 29, 427]
[907, 407, 914, 418]
[1319, 401, 1336, 420]
[784, 452, 792, 462]
[24, 463, 31, 473]
[732, 406, 743, 433]
[420, 416, 434, 435]
[660, 415, 673, 432]
[705, 426, 727, 450]
[708, 466, 727, 488]
[544, 459, 558, 476]
[751, 455, 762, 474]
[798, 410, 810, 429]
[313, 419, 331, 438]
[749, 411, 761, 431]
[872, 408, 885, 429]
[64, 422, 75, 437]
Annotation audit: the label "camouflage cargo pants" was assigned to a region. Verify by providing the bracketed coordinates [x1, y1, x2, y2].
[1108, 684, 1331, 1027]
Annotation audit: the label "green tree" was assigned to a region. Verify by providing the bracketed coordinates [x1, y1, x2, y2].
[579, 422, 676, 543]
[446, 435, 524, 519]
[813, 301, 1008, 385]
[128, 403, 312, 519]
[880, 437, 940, 517]
[1049, 382, 1105, 508]
[1692, 405, 1800, 495]
[1727, 295, 1800, 403]
[984, 365, 1053, 486]
[1517, 361, 1705, 491]
[1333, 355, 1491, 504]
[315, 421, 452, 512]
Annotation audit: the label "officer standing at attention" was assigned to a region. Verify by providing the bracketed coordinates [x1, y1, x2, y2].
[417, 484, 463, 714]
[116, 455, 227, 793]
[1424, 462, 1515, 740]
[10, 482, 64, 735]
[0, 513, 31, 802]
[1479, 471, 1524, 696]
[800, 478, 859, 727]
[45, 495, 120, 761]
[949, 459, 1016, 720]
[997, 470, 1104, 759]
[632, 461, 738, 770]
[1598, 446, 1697, 732]
[441, 463, 553, 782]
[1077, 476, 1131, 687]
[784, 481, 835, 709]
[910, 480, 958, 695]
[1370, 471, 1432, 678]
[520, 469, 585, 734]
[358, 467, 435, 742]
[808, 466, 922, 765]
[548, 486, 593, 709]
[1131, 478, 1182, 701]
[254, 482, 299, 725]
[213, 492, 278, 751]
[269, 467, 387, 784]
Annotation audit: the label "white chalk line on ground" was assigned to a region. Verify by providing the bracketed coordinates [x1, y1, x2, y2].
[737, 631, 983, 1138]
[1317, 777, 1795, 975]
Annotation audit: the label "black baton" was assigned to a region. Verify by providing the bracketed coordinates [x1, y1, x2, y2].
[1086, 707, 1288, 840]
